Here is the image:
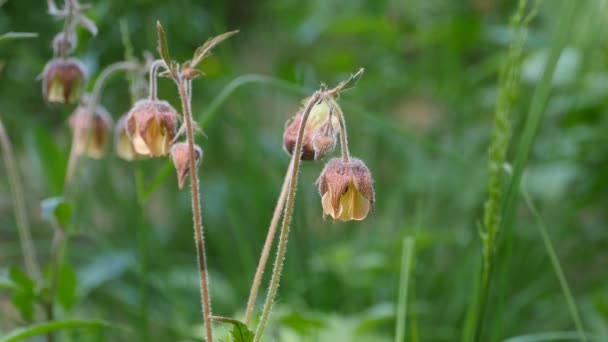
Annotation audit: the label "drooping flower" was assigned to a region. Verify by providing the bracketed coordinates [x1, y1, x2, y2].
[170, 142, 203, 189]
[126, 99, 179, 157]
[114, 114, 137, 161]
[316, 158, 375, 221]
[42, 58, 86, 104]
[283, 99, 339, 161]
[69, 101, 113, 159]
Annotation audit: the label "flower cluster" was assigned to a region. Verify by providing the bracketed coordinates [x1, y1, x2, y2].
[282, 71, 375, 222]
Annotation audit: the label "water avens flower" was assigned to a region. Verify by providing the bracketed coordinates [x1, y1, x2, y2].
[283, 99, 339, 161]
[114, 114, 137, 161]
[170, 142, 202, 189]
[42, 58, 86, 104]
[69, 102, 113, 159]
[126, 99, 179, 157]
[316, 158, 375, 221]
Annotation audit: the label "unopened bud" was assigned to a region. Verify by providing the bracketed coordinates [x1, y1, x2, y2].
[42, 58, 86, 104]
[52, 32, 77, 56]
[69, 102, 113, 159]
[114, 114, 137, 161]
[126, 99, 179, 157]
[170, 142, 202, 189]
[283, 99, 339, 161]
[316, 158, 375, 221]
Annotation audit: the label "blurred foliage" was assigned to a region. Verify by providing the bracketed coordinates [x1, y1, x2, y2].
[1, 0, 608, 341]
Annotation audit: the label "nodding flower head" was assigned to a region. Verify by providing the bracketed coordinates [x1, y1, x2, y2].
[42, 58, 86, 104]
[114, 114, 137, 161]
[126, 99, 179, 157]
[283, 99, 339, 161]
[316, 158, 375, 221]
[69, 101, 113, 159]
[170, 142, 203, 189]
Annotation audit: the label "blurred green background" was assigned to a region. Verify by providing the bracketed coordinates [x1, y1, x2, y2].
[1, 0, 608, 341]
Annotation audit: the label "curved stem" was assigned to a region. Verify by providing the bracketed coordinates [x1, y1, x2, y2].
[325, 96, 350, 162]
[148, 60, 165, 101]
[60, 0, 76, 59]
[176, 76, 213, 342]
[244, 157, 293, 325]
[0, 118, 41, 280]
[253, 91, 322, 342]
[64, 61, 138, 192]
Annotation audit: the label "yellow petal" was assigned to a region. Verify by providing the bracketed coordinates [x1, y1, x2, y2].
[321, 184, 338, 219]
[337, 182, 370, 221]
[132, 119, 151, 156]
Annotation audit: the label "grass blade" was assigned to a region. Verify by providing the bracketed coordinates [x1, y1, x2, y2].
[395, 237, 415, 342]
[522, 186, 587, 342]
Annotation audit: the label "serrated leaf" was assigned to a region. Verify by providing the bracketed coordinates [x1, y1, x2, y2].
[210, 316, 254, 342]
[333, 68, 365, 93]
[156, 21, 171, 67]
[41, 197, 73, 230]
[9, 267, 35, 292]
[191, 30, 239, 68]
[56, 263, 78, 310]
[230, 321, 254, 342]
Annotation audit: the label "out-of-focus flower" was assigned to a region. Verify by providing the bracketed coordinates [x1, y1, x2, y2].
[170, 142, 202, 189]
[316, 158, 375, 221]
[69, 102, 113, 159]
[126, 99, 179, 157]
[283, 99, 339, 161]
[42, 58, 86, 104]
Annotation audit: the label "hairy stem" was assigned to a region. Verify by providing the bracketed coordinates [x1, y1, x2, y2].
[0, 118, 41, 280]
[253, 92, 322, 342]
[325, 97, 351, 162]
[64, 61, 138, 191]
[176, 76, 213, 342]
[244, 158, 294, 325]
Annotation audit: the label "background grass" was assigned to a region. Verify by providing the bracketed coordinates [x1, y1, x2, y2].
[1, 0, 608, 341]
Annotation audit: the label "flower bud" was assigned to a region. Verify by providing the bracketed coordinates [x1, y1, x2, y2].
[69, 102, 113, 159]
[316, 158, 375, 221]
[114, 114, 137, 161]
[52, 32, 77, 56]
[42, 58, 86, 104]
[170, 142, 203, 189]
[283, 99, 339, 161]
[126, 99, 179, 157]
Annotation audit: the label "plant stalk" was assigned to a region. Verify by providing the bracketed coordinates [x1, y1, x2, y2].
[325, 96, 351, 162]
[176, 75, 213, 342]
[0, 118, 41, 280]
[244, 157, 293, 325]
[253, 91, 322, 342]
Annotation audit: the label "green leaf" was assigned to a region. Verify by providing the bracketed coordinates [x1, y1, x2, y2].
[56, 263, 78, 310]
[210, 316, 254, 342]
[41, 197, 73, 230]
[332, 68, 365, 94]
[0, 320, 111, 342]
[191, 30, 239, 68]
[8, 267, 34, 292]
[11, 291, 35, 322]
[156, 21, 171, 68]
